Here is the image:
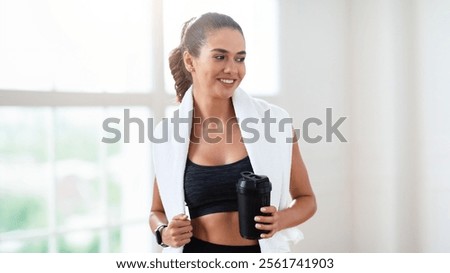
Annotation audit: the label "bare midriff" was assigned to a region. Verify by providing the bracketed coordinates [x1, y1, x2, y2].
[191, 211, 258, 246]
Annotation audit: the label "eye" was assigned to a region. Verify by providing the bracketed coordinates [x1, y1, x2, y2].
[236, 57, 246, 63]
[214, 55, 225, 60]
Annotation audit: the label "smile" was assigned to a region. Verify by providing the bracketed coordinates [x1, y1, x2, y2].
[219, 79, 235, 84]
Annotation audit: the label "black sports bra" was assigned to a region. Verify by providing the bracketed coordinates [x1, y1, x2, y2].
[184, 156, 253, 219]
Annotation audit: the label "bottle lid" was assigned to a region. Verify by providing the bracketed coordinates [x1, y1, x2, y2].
[236, 171, 272, 194]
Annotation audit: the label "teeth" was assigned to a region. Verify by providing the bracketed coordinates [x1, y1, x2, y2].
[220, 79, 234, 84]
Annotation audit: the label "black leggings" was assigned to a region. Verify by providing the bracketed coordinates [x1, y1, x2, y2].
[183, 237, 261, 253]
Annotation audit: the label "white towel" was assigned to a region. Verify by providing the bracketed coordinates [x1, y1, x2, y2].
[152, 87, 303, 253]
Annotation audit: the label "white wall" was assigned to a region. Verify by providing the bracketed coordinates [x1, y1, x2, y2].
[276, 0, 450, 252]
[276, 0, 352, 252]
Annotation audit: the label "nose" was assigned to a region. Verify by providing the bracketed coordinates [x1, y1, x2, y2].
[223, 59, 238, 75]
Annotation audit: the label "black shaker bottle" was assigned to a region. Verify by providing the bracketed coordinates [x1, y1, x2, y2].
[236, 171, 272, 240]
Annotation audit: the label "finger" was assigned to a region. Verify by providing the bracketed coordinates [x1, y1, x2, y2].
[170, 224, 193, 236]
[254, 215, 274, 224]
[180, 224, 193, 234]
[174, 228, 193, 239]
[179, 230, 193, 240]
[255, 223, 273, 231]
[260, 206, 277, 214]
[165, 229, 192, 247]
[172, 214, 189, 220]
[170, 231, 192, 242]
[260, 231, 275, 239]
[172, 237, 191, 248]
[169, 217, 191, 228]
[170, 220, 191, 229]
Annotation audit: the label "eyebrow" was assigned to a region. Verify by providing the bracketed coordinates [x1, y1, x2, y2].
[210, 48, 246, 55]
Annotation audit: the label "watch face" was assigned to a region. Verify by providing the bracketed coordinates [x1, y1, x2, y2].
[156, 228, 163, 244]
[156, 225, 168, 247]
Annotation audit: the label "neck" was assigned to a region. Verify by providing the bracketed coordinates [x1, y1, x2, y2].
[192, 90, 235, 121]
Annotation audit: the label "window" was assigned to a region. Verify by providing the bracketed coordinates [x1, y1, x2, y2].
[0, 107, 153, 252]
[0, 0, 156, 253]
[0, 0, 153, 93]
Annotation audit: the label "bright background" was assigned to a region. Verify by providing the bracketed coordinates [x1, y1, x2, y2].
[0, 0, 449, 253]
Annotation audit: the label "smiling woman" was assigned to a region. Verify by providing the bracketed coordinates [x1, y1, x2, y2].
[149, 12, 316, 253]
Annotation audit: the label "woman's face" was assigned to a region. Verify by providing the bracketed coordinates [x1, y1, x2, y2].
[186, 28, 246, 100]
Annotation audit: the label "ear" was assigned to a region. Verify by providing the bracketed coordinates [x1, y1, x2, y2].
[183, 51, 195, 73]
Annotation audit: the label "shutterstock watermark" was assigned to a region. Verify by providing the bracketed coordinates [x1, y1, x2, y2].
[101, 108, 347, 144]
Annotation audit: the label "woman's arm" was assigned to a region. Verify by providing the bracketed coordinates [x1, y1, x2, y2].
[149, 179, 193, 247]
[255, 134, 317, 238]
[149, 179, 169, 231]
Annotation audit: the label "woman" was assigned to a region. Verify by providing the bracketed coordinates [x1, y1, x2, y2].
[149, 12, 316, 253]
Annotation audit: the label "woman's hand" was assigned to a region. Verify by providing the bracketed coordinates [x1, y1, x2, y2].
[254, 206, 282, 239]
[254, 135, 317, 239]
[162, 214, 193, 247]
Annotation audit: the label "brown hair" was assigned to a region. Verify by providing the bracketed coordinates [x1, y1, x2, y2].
[168, 12, 244, 102]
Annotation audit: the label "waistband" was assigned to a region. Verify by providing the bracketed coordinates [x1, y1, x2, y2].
[183, 237, 261, 253]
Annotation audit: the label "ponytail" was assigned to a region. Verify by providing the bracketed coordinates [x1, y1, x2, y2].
[169, 46, 192, 102]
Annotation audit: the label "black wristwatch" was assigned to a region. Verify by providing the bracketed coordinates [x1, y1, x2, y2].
[155, 224, 169, 247]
